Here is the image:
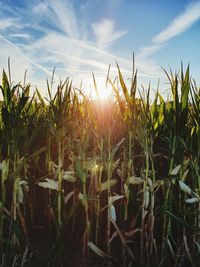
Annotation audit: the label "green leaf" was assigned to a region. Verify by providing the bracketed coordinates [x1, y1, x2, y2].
[166, 210, 200, 232]
[110, 138, 125, 162]
[111, 219, 135, 259]
[181, 64, 190, 111]
[2, 69, 10, 104]
[36, 88, 45, 106]
[16, 95, 29, 118]
[116, 63, 130, 105]
[75, 159, 85, 183]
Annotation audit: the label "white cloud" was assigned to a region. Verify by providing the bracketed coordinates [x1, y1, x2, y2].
[139, 1, 200, 58]
[153, 1, 200, 44]
[0, 33, 60, 98]
[32, 0, 79, 38]
[92, 19, 127, 49]
[10, 33, 31, 40]
[138, 44, 163, 58]
[0, 18, 21, 30]
[0, 41, 31, 81]
[32, 2, 48, 15]
[0, 0, 162, 96]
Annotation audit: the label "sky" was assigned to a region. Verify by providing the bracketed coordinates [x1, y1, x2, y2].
[0, 0, 200, 98]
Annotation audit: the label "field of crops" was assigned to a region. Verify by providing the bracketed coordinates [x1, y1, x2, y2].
[0, 62, 199, 267]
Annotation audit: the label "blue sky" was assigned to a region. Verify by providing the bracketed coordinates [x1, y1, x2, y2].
[0, 0, 200, 97]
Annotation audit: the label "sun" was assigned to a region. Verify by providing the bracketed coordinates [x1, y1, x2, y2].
[97, 85, 112, 99]
[83, 77, 113, 100]
[94, 79, 113, 100]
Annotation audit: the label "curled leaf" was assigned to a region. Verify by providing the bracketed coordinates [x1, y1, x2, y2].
[101, 179, 117, 192]
[63, 170, 76, 183]
[171, 164, 181, 175]
[88, 242, 111, 258]
[185, 197, 199, 204]
[110, 204, 116, 222]
[109, 195, 124, 205]
[38, 178, 58, 191]
[78, 192, 87, 208]
[147, 178, 153, 187]
[127, 176, 143, 185]
[179, 180, 192, 195]
[18, 179, 29, 203]
[194, 241, 200, 253]
[64, 191, 74, 205]
[0, 159, 9, 183]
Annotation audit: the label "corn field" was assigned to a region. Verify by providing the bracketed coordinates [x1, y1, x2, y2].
[0, 61, 200, 267]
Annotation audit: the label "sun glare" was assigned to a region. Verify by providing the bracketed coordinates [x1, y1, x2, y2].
[97, 85, 112, 100]
[93, 79, 113, 100]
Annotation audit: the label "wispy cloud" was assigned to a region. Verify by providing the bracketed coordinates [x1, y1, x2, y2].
[153, 1, 200, 44]
[139, 1, 200, 58]
[32, 0, 79, 38]
[10, 33, 31, 40]
[0, 0, 162, 95]
[92, 19, 127, 49]
[138, 44, 163, 58]
[0, 34, 58, 78]
[0, 18, 21, 30]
